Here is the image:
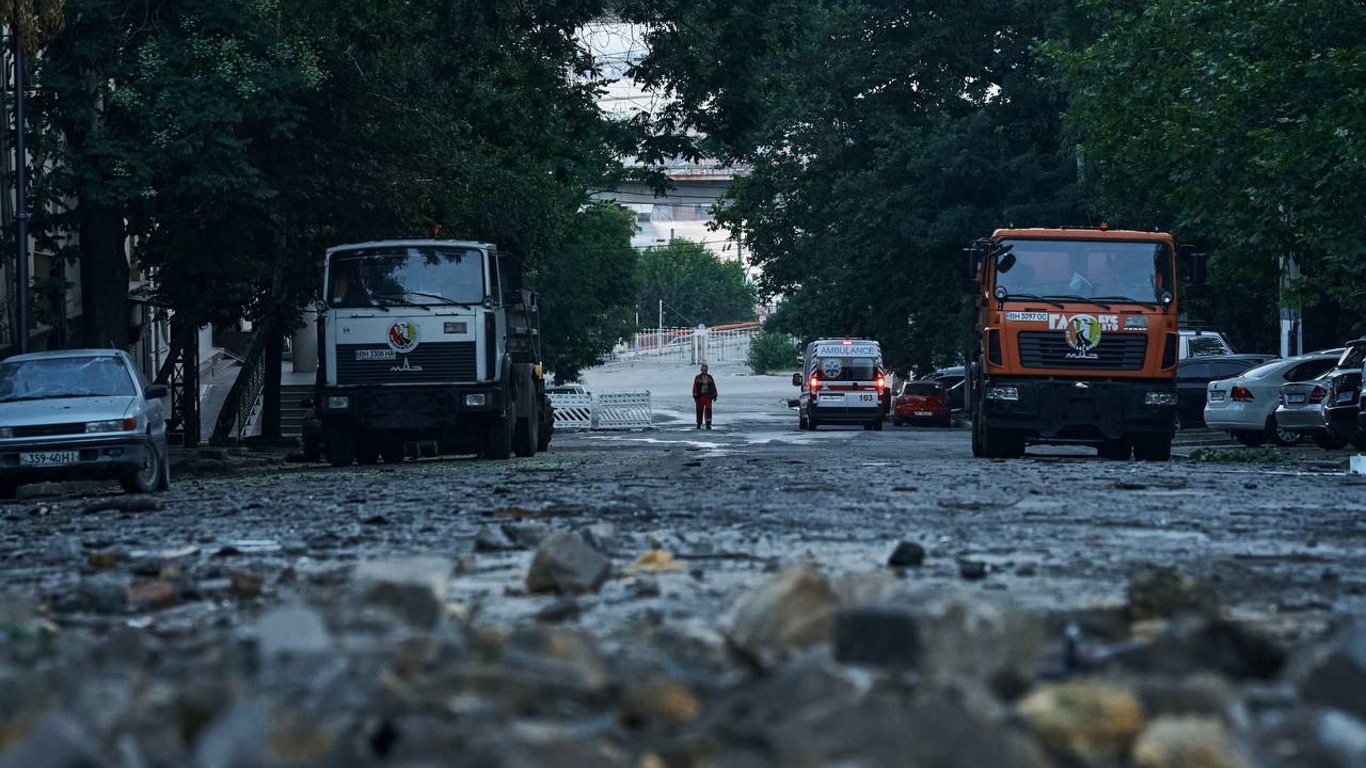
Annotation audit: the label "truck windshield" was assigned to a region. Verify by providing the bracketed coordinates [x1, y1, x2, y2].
[994, 239, 1173, 303]
[327, 247, 486, 308]
[812, 357, 879, 381]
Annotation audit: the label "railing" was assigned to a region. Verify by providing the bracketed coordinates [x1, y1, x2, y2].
[612, 322, 762, 364]
[210, 325, 272, 446]
[166, 326, 201, 447]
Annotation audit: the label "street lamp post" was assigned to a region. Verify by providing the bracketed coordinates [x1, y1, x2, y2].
[10, 2, 31, 353]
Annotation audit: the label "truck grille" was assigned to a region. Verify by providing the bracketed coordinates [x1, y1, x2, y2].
[1017, 332, 1148, 371]
[336, 342, 478, 385]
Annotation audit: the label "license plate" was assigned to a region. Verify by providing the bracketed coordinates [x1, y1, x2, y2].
[915, 411, 933, 416]
[355, 348, 396, 361]
[1287, 393, 1306, 404]
[20, 451, 80, 467]
[1208, 392, 1224, 401]
[819, 393, 845, 404]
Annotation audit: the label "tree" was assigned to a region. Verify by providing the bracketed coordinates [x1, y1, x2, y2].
[1050, 0, 1366, 347]
[624, 0, 1082, 373]
[537, 203, 640, 382]
[637, 239, 755, 328]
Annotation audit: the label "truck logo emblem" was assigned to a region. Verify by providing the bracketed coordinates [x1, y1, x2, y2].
[1063, 314, 1103, 359]
[389, 357, 425, 373]
[387, 321, 420, 353]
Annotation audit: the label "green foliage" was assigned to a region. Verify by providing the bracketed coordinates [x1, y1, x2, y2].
[625, 0, 1082, 373]
[538, 204, 640, 382]
[1187, 447, 1284, 464]
[1049, 0, 1366, 346]
[746, 330, 797, 375]
[637, 239, 756, 327]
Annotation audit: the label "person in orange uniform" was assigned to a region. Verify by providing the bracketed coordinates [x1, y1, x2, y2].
[692, 364, 718, 429]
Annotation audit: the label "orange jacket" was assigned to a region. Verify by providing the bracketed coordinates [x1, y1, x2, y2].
[692, 373, 718, 399]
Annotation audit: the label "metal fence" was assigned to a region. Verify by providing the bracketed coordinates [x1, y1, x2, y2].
[614, 323, 762, 365]
[548, 391, 653, 430]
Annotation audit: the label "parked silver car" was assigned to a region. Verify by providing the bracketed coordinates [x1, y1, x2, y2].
[1204, 351, 1341, 446]
[0, 349, 171, 498]
[1274, 371, 1336, 445]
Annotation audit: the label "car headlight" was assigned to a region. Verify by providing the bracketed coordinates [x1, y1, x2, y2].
[1144, 392, 1177, 406]
[326, 396, 351, 410]
[86, 417, 138, 433]
[985, 386, 1020, 402]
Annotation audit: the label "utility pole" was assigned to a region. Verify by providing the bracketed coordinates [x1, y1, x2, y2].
[657, 298, 663, 351]
[10, 4, 30, 353]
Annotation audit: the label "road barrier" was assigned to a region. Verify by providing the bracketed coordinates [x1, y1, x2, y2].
[547, 391, 654, 430]
[548, 393, 593, 430]
[594, 392, 654, 430]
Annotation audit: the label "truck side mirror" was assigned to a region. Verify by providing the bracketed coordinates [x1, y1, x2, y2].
[791, 372, 802, 386]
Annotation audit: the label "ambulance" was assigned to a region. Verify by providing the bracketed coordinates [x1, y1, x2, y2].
[791, 338, 889, 431]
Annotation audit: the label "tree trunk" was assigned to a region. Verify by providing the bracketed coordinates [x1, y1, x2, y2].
[79, 203, 129, 349]
[261, 319, 284, 439]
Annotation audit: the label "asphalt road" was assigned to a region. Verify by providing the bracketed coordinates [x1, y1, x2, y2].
[3, 400, 1363, 644]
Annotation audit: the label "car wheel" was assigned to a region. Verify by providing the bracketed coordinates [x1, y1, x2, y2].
[1352, 432, 1366, 451]
[1133, 434, 1173, 461]
[119, 445, 161, 494]
[1269, 416, 1300, 446]
[1234, 430, 1267, 447]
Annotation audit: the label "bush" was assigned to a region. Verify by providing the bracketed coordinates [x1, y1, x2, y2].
[747, 331, 799, 374]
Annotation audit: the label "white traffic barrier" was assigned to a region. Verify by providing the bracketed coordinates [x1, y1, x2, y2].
[594, 391, 653, 430]
[548, 393, 593, 430]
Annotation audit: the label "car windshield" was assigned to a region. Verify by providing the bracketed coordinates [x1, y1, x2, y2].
[327, 247, 486, 308]
[812, 357, 879, 381]
[995, 239, 1174, 302]
[0, 357, 136, 401]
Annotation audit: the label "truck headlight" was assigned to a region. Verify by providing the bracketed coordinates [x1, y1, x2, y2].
[326, 396, 351, 410]
[1144, 392, 1176, 406]
[86, 417, 138, 433]
[0, 427, 11, 438]
[985, 386, 1019, 402]
[465, 394, 487, 407]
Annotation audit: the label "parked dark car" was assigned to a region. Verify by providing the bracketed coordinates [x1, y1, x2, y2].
[1316, 339, 1366, 450]
[1175, 354, 1278, 429]
[923, 366, 966, 412]
[892, 381, 952, 427]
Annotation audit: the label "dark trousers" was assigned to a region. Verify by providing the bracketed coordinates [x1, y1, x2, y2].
[695, 397, 713, 425]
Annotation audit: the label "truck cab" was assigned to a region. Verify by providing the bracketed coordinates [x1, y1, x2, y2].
[966, 228, 1181, 460]
[792, 339, 888, 431]
[314, 239, 552, 465]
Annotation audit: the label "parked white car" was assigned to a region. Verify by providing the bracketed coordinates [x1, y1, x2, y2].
[1179, 329, 1236, 359]
[1203, 351, 1341, 446]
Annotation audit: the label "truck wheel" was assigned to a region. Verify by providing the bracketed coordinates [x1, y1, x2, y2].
[537, 399, 554, 451]
[380, 441, 405, 464]
[1234, 430, 1267, 447]
[302, 436, 322, 463]
[1133, 434, 1172, 461]
[483, 413, 513, 460]
[326, 425, 355, 467]
[970, 417, 984, 457]
[513, 416, 538, 457]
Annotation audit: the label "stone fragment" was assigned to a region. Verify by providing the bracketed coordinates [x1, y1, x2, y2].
[194, 701, 268, 768]
[68, 574, 128, 614]
[1293, 618, 1366, 720]
[256, 603, 331, 658]
[526, 531, 610, 595]
[1128, 563, 1218, 621]
[620, 679, 701, 728]
[834, 606, 920, 667]
[126, 579, 180, 610]
[914, 591, 1044, 686]
[474, 526, 515, 552]
[1108, 617, 1285, 679]
[1132, 716, 1252, 768]
[43, 535, 82, 563]
[0, 713, 103, 768]
[1017, 680, 1145, 763]
[723, 565, 836, 664]
[622, 549, 683, 574]
[888, 540, 925, 568]
[354, 556, 451, 627]
[535, 598, 582, 624]
[831, 570, 897, 606]
[959, 560, 989, 580]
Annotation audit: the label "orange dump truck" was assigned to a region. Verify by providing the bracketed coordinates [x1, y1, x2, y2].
[965, 228, 1181, 460]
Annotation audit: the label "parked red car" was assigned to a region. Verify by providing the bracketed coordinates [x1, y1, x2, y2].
[892, 381, 952, 427]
